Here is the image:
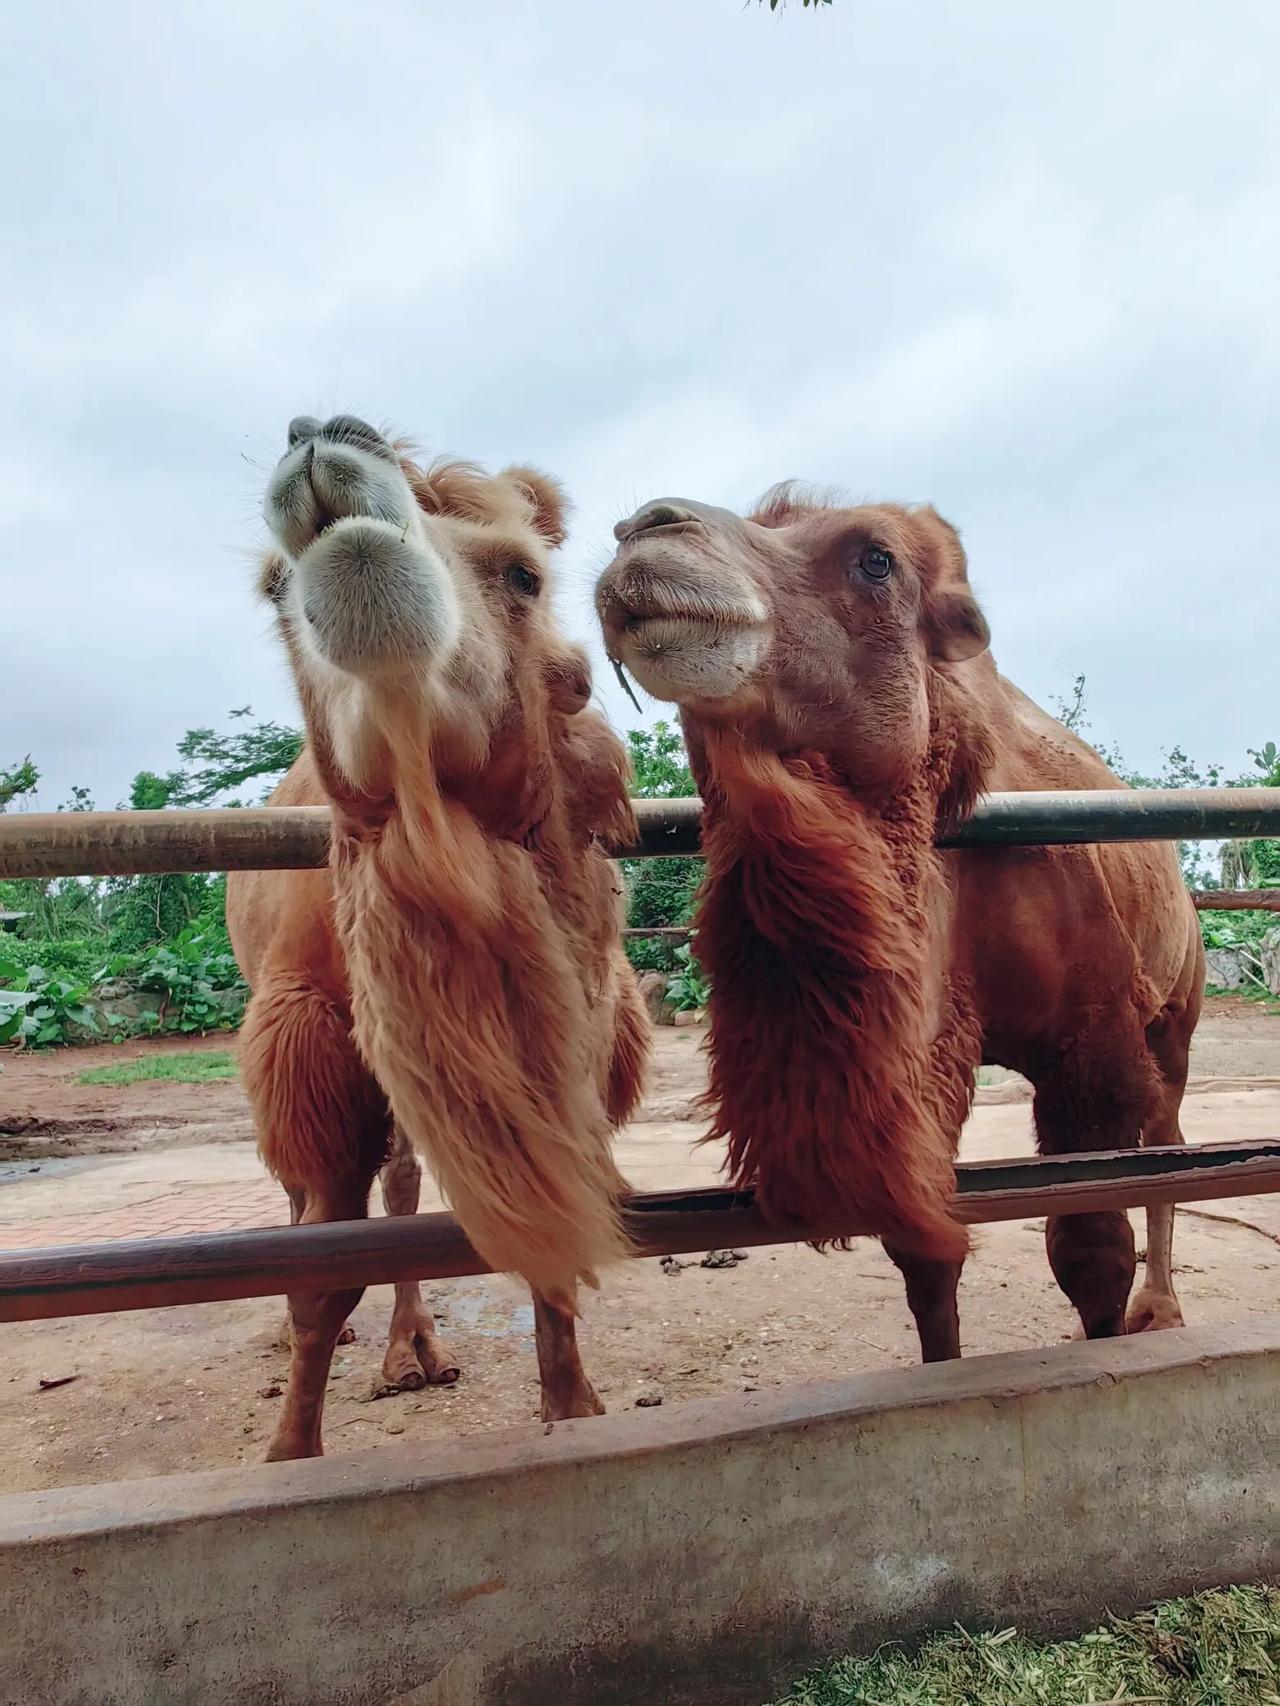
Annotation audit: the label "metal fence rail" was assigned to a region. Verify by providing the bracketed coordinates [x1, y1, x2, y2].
[1, 1138, 1277, 1323]
[3, 787, 1280, 877]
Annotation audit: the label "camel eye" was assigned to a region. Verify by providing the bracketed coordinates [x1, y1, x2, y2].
[505, 562, 541, 597]
[862, 545, 893, 581]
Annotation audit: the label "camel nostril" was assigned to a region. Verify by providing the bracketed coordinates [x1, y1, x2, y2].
[322, 414, 396, 460]
[287, 415, 323, 450]
[613, 500, 697, 543]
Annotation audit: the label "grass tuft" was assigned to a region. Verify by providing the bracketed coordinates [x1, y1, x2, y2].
[78, 1050, 238, 1087]
[772, 1587, 1280, 1705]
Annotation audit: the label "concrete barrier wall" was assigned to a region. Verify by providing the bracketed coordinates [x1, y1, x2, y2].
[1, 1324, 1277, 1706]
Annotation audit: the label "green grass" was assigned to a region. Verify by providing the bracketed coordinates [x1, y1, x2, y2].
[772, 1588, 1280, 1705]
[77, 1050, 238, 1087]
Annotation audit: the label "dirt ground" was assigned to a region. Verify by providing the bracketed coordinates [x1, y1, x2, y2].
[1, 997, 1278, 1497]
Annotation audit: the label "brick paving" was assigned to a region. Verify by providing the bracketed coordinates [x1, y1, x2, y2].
[0, 1179, 287, 1250]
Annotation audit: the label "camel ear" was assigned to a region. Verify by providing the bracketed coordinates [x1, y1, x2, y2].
[926, 587, 990, 662]
[505, 466, 570, 548]
[910, 508, 988, 661]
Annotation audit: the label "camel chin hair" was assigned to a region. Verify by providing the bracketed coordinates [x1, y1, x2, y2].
[695, 735, 969, 1264]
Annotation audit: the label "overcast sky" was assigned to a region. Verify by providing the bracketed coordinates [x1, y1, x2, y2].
[4, 0, 1277, 809]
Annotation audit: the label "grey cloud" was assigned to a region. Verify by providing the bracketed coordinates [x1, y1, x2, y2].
[3, 0, 1277, 808]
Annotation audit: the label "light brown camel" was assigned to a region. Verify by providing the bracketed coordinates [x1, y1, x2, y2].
[597, 489, 1202, 1357]
[227, 413, 647, 1460]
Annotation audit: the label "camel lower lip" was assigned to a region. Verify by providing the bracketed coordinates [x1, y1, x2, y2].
[621, 612, 745, 638]
[609, 615, 769, 709]
[620, 614, 727, 650]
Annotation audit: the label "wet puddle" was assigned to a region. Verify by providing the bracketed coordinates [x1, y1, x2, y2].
[442, 1276, 535, 1341]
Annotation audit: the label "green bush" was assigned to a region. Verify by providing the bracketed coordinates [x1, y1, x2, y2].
[0, 958, 101, 1046]
[0, 936, 106, 982]
[624, 859, 701, 974]
[130, 926, 247, 1036]
[623, 721, 703, 974]
[106, 872, 211, 952]
[625, 932, 686, 974]
[0, 928, 246, 1047]
[665, 942, 709, 1012]
[1199, 909, 1277, 988]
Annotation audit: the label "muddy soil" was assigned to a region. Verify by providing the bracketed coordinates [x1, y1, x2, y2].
[4, 995, 1278, 1156]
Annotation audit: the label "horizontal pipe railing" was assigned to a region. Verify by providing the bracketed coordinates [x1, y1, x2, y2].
[935, 788, 1280, 849]
[1193, 888, 1280, 913]
[2, 788, 1280, 878]
[1, 1137, 1277, 1323]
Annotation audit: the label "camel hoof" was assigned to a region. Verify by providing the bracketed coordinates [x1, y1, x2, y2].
[415, 1326, 461, 1386]
[381, 1329, 461, 1395]
[541, 1386, 606, 1422]
[1126, 1290, 1185, 1333]
[264, 1439, 322, 1462]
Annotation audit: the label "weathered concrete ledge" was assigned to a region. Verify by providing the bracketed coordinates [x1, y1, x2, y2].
[1, 1324, 1276, 1706]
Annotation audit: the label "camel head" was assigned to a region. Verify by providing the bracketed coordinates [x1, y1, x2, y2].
[261, 413, 590, 824]
[596, 488, 991, 790]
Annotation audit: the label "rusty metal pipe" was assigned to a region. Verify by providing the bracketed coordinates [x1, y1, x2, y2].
[1, 1138, 1277, 1324]
[2, 789, 1280, 878]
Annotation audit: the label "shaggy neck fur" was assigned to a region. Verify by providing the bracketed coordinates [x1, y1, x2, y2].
[331, 697, 639, 1311]
[691, 675, 993, 1262]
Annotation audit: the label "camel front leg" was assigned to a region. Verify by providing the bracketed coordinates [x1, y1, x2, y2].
[378, 1128, 461, 1392]
[1128, 1202, 1185, 1333]
[883, 1246, 964, 1362]
[266, 1180, 371, 1462]
[277, 1184, 356, 1350]
[533, 1293, 604, 1421]
[1128, 1007, 1193, 1333]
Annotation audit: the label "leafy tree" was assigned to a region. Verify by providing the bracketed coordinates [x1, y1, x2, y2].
[623, 722, 702, 970]
[1050, 679, 1280, 993]
[0, 757, 38, 812]
[627, 721, 697, 799]
[141, 707, 304, 808]
[1220, 742, 1280, 888]
[106, 873, 205, 952]
[1049, 673, 1090, 735]
[0, 709, 301, 954]
[96, 709, 305, 949]
[0, 759, 105, 938]
[128, 770, 174, 811]
[0, 758, 42, 933]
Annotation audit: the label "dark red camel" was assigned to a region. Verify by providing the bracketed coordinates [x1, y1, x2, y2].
[596, 488, 1203, 1358]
